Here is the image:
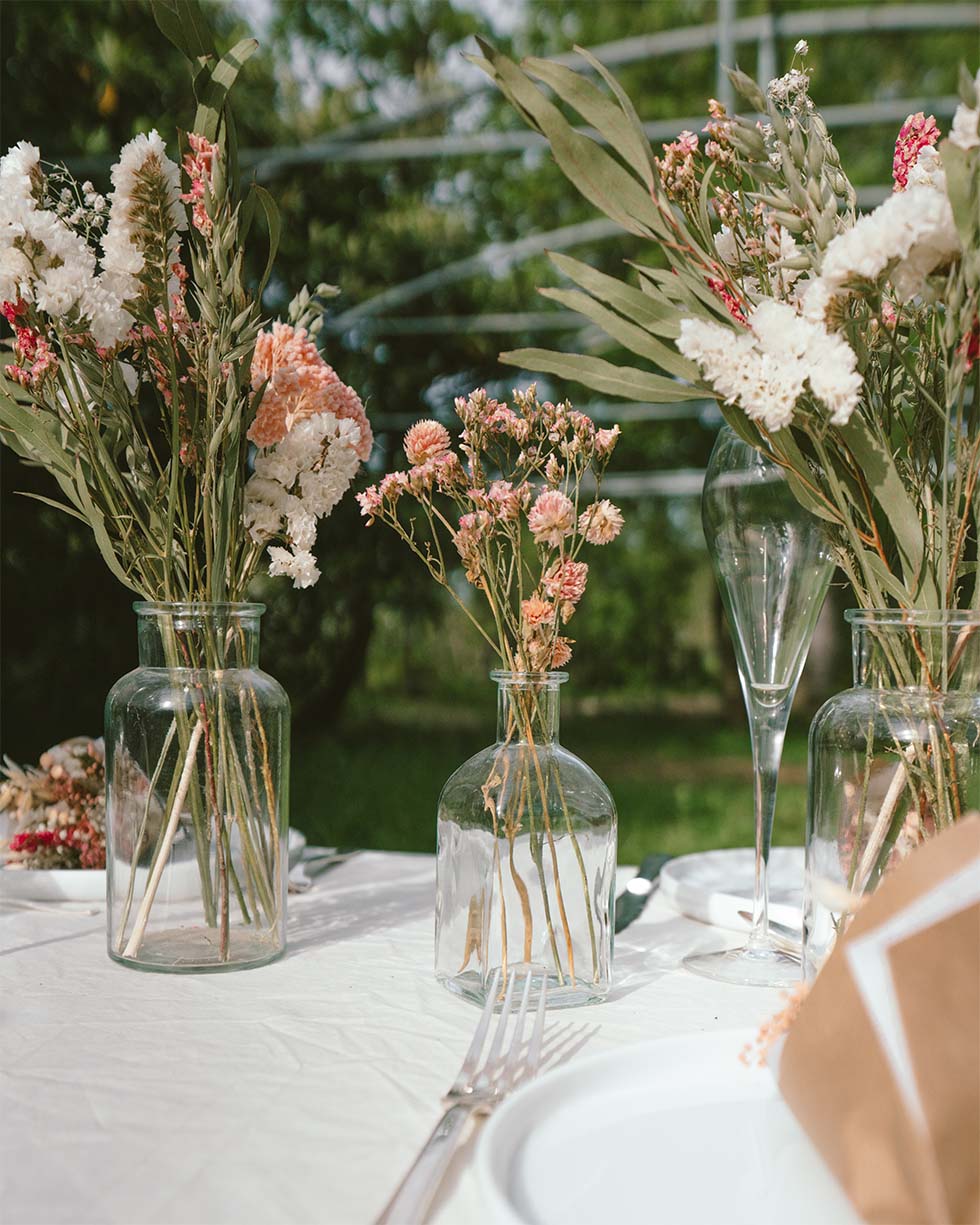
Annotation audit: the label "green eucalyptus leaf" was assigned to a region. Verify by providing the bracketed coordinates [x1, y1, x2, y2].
[193, 37, 258, 143]
[538, 286, 697, 379]
[523, 54, 653, 187]
[500, 348, 703, 402]
[548, 251, 680, 337]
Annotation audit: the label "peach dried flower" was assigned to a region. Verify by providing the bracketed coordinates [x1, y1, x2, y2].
[404, 419, 451, 465]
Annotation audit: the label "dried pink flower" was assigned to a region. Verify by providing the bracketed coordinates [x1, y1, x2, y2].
[521, 596, 556, 627]
[181, 132, 220, 235]
[594, 425, 621, 456]
[656, 131, 699, 199]
[892, 112, 939, 191]
[356, 485, 382, 523]
[527, 489, 575, 547]
[550, 637, 573, 668]
[248, 322, 372, 459]
[487, 479, 523, 520]
[579, 499, 624, 545]
[543, 559, 589, 612]
[404, 419, 451, 465]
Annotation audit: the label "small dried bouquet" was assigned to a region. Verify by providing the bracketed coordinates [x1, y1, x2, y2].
[359, 387, 623, 998]
[358, 385, 623, 675]
[1, 739, 106, 870]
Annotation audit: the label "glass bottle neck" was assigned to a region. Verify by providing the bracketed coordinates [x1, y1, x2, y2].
[849, 612, 980, 693]
[494, 672, 565, 745]
[135, 602, 263, 669]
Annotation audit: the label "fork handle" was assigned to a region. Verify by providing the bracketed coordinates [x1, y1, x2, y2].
[375, 1101, 478, 1225]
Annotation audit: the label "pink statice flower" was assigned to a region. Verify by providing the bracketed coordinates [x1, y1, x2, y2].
[484, 402, 530, 442]
[404, 418, 451, 465]
[356, 485, 383, 523]
[527, 489, 575, 547]
[453, 509, 491, 585]
[487, 479, 524, 520]
[579, 499, 624, 545]
[656, 131, 699, 200]
[594, 425, 621, 456]
[892, 113, 939, 191]
[248, 322, 372, 459]
[180, 133, 220, 234]
[521, 595, 556, 627]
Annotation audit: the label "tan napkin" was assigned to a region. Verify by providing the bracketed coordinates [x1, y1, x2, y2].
[777, 817, 980, 1225]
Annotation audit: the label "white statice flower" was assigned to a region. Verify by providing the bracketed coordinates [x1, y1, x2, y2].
[677, 297, 862, 430]
[244, 408, 364, 588]
[949, 69, 980, 151]
[713, 225, 738, 266]
[906, 144, 944, 191]
[816, 181, 958, 302]
[267, 546, 320, 590]
[285, 507, 317, 552]
[34, 261, 86, 316]
[252, 448, 301, 489]
[0, 245, 32, 303]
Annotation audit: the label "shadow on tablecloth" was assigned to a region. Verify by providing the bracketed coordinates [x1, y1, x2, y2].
[285, 874, 433, 957]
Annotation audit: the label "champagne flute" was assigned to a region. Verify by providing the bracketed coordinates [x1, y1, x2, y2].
[684, 426, 833, 987]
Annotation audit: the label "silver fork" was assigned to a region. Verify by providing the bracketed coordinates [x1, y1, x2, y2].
[376, 970, 547, 1225]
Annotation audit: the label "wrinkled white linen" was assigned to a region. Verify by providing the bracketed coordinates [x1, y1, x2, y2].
[0, 852, 780, 1224]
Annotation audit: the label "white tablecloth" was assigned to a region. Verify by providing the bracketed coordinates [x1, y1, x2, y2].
[0, 852, 781, 1225]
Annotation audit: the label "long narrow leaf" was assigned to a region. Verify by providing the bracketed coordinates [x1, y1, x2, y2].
[193, 38, 258, 143]
[501, 348, 704, 403]
[538, 286, 698, 380]
[548, 251, 680, 337]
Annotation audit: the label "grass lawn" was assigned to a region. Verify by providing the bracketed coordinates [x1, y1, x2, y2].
[291, 701, 810, 862]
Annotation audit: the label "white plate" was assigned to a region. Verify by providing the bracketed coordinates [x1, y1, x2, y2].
[659, 846, 804, 932]
[0, 827, 307, 904]
[478, 1030, 858, 1225]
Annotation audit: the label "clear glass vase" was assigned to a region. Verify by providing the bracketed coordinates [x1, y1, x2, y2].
[804, 610, 980, 978]
[105, 602, 290, 972]
[435, 671, 617, 1009]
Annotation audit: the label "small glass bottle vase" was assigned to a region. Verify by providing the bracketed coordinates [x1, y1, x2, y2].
[435, 671, 617, 1009]
[804, 610, 980, 978]
[105, 602, 290, 972]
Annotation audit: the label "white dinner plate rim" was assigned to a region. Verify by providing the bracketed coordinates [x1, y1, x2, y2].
[477, 1028, 760, 1225]
[659, 845, 804, 931]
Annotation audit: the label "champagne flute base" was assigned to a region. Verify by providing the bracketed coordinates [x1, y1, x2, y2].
[682, 942, 802, 988]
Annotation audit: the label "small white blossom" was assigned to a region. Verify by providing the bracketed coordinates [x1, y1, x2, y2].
[794, 39, 809, 56]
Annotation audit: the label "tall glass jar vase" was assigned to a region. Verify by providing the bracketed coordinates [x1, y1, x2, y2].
[804, 610, 980, 978]
[435, 671, 617, 1009]
[105, 602, 290, 972]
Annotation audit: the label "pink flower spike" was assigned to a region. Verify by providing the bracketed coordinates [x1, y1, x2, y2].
[892, 112, 939, 191]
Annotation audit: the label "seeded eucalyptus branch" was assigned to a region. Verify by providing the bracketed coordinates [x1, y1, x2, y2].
[475, 41, 979, 615]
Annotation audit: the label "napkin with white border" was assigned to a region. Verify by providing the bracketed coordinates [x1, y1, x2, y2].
[775, 816, 980, 1225]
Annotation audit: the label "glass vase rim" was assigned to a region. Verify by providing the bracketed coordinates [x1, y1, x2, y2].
[133, 600, 266, 618]
[844, 608, 980, 628]
[489, 669, 569, 686]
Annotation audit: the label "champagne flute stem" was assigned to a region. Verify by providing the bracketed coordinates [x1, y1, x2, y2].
[746, 694, 792, 950]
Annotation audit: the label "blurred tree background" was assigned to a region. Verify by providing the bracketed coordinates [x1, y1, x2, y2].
[1, 0, 974, 856]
